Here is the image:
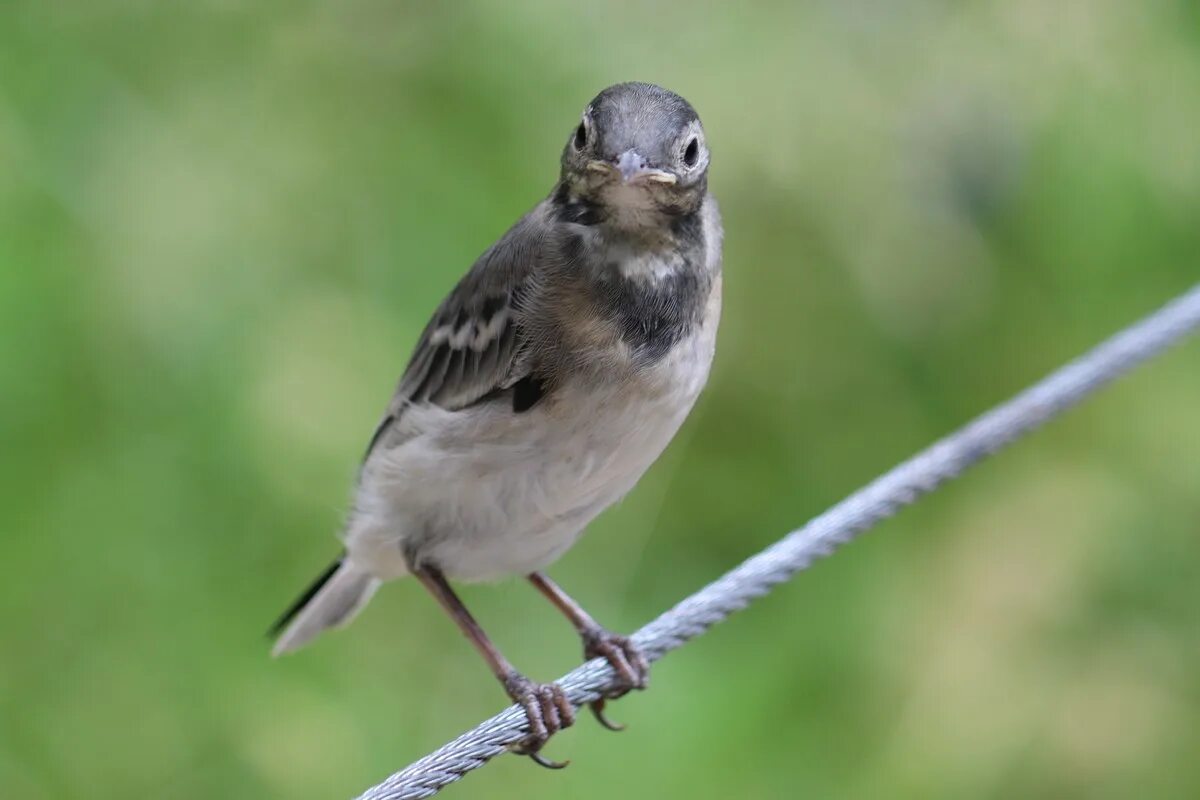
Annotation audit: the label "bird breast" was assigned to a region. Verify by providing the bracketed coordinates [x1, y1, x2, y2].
[347, 276, 720, 583]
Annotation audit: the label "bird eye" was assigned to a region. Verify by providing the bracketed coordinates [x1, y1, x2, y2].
[573, 121, 588, 150]
[682, 136, 700, 168]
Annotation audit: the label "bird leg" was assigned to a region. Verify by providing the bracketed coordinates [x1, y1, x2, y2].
[415, 567, 574, 768]
[527, 572, 649, 732]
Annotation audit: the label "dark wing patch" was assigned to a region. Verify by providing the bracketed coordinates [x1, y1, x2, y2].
[510, 374, 545, 413]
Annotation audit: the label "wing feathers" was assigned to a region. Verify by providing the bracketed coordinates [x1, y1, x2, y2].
[361, 210, 549, 462]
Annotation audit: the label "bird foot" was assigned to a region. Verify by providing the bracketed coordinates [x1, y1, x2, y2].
[581, 629, 650, 731]
[503, 672, 575, 768]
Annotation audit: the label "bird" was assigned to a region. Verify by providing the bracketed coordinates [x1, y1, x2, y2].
[270, 82, 723, 766]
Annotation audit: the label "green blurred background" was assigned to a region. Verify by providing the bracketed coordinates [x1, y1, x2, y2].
[3, 2, 1199, 798]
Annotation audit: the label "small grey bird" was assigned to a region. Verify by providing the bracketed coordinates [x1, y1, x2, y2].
[271, 82, 722, 763]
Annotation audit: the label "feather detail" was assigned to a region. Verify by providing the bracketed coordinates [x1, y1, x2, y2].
[360, 215, 546, 463]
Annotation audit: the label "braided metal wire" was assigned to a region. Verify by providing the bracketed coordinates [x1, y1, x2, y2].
[356, 284, 1200, 800]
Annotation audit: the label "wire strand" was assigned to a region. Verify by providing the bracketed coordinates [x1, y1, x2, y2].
[355, 283, 1200, 800]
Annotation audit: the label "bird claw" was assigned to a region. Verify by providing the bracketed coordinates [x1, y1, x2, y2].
[503, 673, 575, 768]
[582, 629, 650, 731]
[523, 750, 570, 770]
[589, 697, 626, 731]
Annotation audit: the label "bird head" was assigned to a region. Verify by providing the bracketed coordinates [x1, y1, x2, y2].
[559, 82, 710, 224]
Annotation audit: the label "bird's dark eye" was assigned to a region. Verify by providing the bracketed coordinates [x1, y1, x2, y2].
[573, 121, 588, 150]
[683, 136, 700, 168]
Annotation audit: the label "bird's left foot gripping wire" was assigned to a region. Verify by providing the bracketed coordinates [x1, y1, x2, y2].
[502, 673, 576, 768]
[414, 566, 575, 769]
[528, 572, 651, 733]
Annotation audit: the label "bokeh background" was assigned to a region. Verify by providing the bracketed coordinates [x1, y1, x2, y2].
[3, 2, 1199, 798]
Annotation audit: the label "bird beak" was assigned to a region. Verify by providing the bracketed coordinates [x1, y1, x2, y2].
[600, 150, 677, 185]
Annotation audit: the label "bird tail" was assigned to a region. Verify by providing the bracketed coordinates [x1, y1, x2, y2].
[270, 556, 381, 656]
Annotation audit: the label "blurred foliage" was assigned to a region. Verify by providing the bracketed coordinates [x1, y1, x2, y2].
[2, 1, 1199, 798]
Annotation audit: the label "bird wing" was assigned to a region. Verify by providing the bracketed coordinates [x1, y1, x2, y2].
[361, 213, 546, 461]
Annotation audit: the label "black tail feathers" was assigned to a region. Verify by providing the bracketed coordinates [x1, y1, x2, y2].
[268, 555, 344, 639]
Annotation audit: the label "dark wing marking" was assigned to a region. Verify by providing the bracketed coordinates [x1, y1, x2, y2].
[510, 374, 545, 413]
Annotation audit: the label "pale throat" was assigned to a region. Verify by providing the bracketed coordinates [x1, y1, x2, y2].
[584, 222, 690, 283]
